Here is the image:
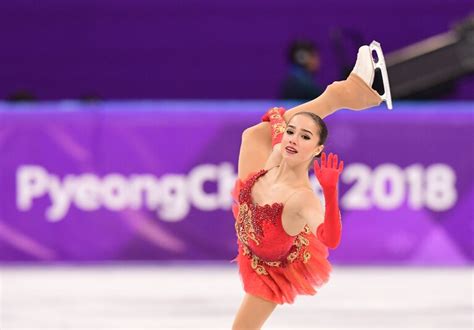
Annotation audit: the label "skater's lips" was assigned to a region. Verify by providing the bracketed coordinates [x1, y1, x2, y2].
[285, 146, 298, 153]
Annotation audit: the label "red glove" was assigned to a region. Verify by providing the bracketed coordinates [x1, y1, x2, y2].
[313, 152, 344, 249]
[261, 107, 286, 147]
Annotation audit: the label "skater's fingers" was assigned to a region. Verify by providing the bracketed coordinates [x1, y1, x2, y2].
[321, 152, 327, 168]
[338, 161, 344, 173]
[313, 159, 321, 173]
[333, 154, 338, 169]
[327, 153, 333, 168]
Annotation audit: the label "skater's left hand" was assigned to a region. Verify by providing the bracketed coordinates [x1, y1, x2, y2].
[313, 152, 344, 191]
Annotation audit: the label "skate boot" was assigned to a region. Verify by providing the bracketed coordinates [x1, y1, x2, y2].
[351, 41, 393, 110]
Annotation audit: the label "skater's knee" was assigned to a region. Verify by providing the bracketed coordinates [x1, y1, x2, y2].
[324, 80, 349, 102]
[326, 80, 344, 93]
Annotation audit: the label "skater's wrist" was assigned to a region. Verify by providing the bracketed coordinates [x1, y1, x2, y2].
[262, 107, 285, 122]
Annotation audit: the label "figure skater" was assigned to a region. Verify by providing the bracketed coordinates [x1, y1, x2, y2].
[230, 41, 392, 330]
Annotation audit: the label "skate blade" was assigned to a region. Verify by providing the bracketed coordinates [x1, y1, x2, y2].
[369, 40, 393, 110]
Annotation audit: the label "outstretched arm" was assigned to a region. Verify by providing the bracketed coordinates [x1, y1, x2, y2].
[313, 152, 344, 249]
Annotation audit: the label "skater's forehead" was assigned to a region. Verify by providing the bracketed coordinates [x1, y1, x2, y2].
[287, 115, 317, 131]
[287, 124, 314, 136]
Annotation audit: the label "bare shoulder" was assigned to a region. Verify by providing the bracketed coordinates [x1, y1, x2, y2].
[285, 189, 324, 234]
[296, 190, 322, 213]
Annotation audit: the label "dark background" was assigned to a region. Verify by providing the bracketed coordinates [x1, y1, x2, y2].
[1, 0, 473, 100]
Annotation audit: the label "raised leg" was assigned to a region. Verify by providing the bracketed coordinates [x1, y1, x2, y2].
[237, 74, 382, 180]
[237, 44, 386, 181]
[283, 72, 382, 122]
[232, 293, 278, 330]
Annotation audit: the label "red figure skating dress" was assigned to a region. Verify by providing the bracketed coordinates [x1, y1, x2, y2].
[230, 167, 332, 305]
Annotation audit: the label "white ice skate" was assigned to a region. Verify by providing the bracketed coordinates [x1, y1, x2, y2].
[369, 41, 392, 109]
[352, 41, 393, 110]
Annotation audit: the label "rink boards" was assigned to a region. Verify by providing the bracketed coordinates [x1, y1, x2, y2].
[0, 101, 472, 264]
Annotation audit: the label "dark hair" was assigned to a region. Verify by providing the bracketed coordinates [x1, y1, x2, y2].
[287, 40, 319, 67]
[287, 111, 328, 170]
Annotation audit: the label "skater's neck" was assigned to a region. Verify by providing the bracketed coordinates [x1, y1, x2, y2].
[270, 160, 311, 188]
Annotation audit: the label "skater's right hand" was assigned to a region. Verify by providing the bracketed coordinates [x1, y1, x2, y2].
[261, 107, 285, 122]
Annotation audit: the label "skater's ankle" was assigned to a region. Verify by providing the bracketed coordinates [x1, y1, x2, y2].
[351, 45, 374, 87]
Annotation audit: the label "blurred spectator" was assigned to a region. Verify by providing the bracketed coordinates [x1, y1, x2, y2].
[6, 90, 36, 102]
[79, 92, 102, 103]
[279, 40, 323, 100]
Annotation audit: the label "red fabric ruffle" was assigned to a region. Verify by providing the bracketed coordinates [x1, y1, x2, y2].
[230, 170, 333, 305]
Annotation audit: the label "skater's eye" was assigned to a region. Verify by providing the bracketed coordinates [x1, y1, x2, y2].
[303, 135, 310, 140]
[286, 130, 294, 135]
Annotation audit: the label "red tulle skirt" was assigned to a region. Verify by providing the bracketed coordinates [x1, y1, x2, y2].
[230, 173, 333, 305]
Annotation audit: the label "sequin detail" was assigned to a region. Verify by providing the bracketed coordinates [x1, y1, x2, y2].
[236, 169, 282, 245]
[235, 168, 314, 276]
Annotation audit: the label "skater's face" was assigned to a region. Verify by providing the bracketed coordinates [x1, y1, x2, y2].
[281, 115, 324, 165]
